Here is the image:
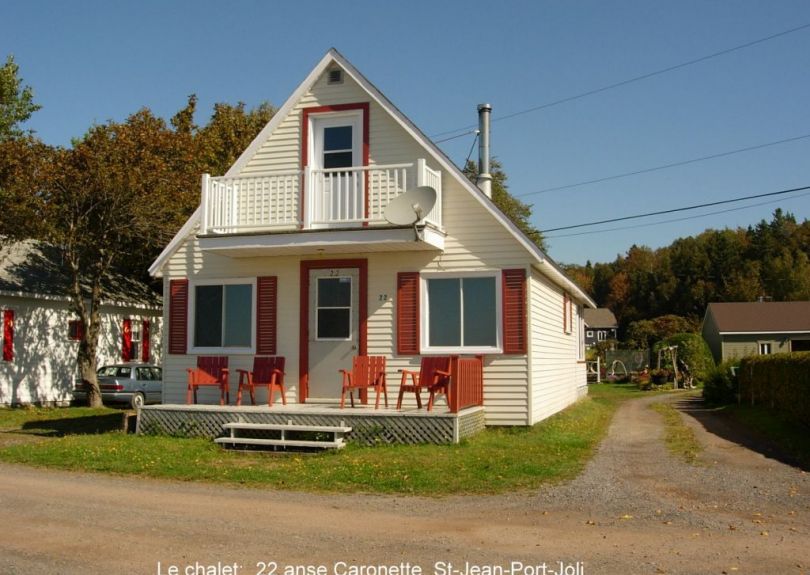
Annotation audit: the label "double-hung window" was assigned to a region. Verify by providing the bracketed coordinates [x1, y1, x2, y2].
[191, 279, 255, 353]
[421, 272, 501, 353]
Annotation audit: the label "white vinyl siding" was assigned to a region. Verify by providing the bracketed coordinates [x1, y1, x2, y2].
[158, 62, 587, 424]
[0, 296, 161, 406]
[529, 269, 587, 425]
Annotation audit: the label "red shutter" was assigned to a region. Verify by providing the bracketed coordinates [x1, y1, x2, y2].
[256, 276, 278, 355]
[122, 318, 132, 361]
[141, 320, 150, 362]
[3, 310, 14, 362]
[169, 278, 189, 354]
[397, 272, 420, 355]
[502, 269, 527, 354]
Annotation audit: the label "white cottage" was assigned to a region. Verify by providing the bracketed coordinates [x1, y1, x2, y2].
[0, 240, 162, 406]
[149, 49, 594, 427]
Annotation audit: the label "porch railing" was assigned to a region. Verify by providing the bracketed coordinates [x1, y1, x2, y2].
[448, 355, 484, 413]
[200, 159, 442, 234]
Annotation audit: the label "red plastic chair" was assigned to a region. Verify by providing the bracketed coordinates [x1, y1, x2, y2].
[186, 356, 229, 405]
[236, 356, 286, 406]
[339, 356, 388, 409]
[396, 356, 451, 411]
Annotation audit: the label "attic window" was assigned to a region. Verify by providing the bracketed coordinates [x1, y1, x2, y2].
[327, 69, 343, 85]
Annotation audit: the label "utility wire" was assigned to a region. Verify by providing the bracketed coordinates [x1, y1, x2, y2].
[545, 190, 810, 239]
[518, 132, 810, 197]
[539, 185, 810, 233]
[463, 132, 480, 166]
[431, 22, 810, 140]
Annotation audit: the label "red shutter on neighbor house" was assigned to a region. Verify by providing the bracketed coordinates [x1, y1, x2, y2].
[169, 278, 189, 354]
[122, 318, 132, 361]
[502, 269, 527, 354]
[141, 320, 150, 362]
[3, 310, 14, 362]
[256, 276, 278, 355]
[397, 272, 420, 355]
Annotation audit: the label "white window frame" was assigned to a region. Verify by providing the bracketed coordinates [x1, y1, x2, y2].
[597, 330, 606, 342]
[586, 330, 594, 338]
[308, 110, 363, 171]
[576, 305, 585, 360]
[188, 277, 256, 355]
[420, 271, 503, 354]
[129, 320, 142, 361]
[758, 342, 772, 355]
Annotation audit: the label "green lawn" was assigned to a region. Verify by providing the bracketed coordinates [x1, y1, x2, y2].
[651, 400, 703, 465]
[0, 384, 640, 495]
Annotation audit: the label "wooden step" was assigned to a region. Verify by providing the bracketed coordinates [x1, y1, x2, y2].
[214, 437, 345, 449]
[221, 422, 352, 433]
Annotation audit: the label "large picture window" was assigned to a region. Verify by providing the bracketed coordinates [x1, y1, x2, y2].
[422, 273, 500, 352]
[191, 280, 254, 351]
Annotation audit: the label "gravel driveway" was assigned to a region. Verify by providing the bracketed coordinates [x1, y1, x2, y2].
[1, 392, 807, 575]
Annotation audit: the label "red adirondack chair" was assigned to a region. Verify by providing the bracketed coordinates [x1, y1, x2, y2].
[186, 356, 229, 405]
[339, 356, 388, 409]
[236, 356, 286, 406]
[396, 356, 451, 411]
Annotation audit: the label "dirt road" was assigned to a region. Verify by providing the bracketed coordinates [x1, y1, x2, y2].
[1, 393, 808, 575]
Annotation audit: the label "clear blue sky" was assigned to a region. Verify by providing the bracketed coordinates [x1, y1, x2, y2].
[4, 0, 810, 265]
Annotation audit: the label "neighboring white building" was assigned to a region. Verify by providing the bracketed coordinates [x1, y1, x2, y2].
[0, 240, 162, 406]
[149, 49, 594, 426]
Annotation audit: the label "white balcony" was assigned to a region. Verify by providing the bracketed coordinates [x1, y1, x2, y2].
[200, 159, 442, 236]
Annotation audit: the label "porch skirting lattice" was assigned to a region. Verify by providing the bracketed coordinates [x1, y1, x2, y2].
[137, 404, 486, 445]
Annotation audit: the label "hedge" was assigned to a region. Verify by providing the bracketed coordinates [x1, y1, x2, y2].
[738, 352, 810, 425]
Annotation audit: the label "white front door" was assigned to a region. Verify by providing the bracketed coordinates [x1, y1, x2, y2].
[310, 113, 363, 227]
[308, 268, 360, 400]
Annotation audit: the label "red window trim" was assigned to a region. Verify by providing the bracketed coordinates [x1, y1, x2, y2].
[299, 259, 368, 403]
[301, 103, 370, 223]
[396, 272, 420, 355]
[502, 269, 527, 354]
[68, 319, 84, 341]
[168, 279, 189, 355]
[256, 276, 278, 355]
[3, 310, 14, 362]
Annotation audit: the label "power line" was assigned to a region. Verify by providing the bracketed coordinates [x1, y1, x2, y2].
[518, 133, 810, 197]
[545, 190, 810, 239]
[539, 185, 810, 233]
[431, 22, 810, 140]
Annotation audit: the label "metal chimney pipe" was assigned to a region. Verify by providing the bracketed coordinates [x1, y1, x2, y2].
[477, 103, 492, 198]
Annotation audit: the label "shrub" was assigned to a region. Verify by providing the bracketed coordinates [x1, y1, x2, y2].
[653, 333, 715, 383]
[738, 352, 810, 426]
[703, 361, 739, 405]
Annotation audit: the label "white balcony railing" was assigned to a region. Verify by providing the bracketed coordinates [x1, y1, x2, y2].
[200, 159, 442, 235]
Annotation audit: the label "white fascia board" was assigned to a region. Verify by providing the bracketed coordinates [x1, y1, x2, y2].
[149, 207, 201, 278]
[719, 330, 810, 335]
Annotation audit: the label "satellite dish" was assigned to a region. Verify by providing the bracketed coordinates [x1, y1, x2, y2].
[384, 186, 437, 225]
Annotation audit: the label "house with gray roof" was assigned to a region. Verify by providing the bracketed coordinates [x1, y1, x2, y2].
[701, 301, 810, 364]
[583, 308, 618, 348]
[0, 240, 162, 406]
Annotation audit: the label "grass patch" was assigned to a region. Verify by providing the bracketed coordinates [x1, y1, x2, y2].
[651, 401, 702, 465]
[0, 385, 638, 495]
[721, 404, 810, 469]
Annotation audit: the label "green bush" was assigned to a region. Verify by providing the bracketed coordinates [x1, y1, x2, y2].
[738, 352, 810, 426]
[653, 333, 715, 383]
[703, 361, 739, 405]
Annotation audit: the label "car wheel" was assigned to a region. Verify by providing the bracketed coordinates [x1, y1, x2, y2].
[130, 392, 145, 410]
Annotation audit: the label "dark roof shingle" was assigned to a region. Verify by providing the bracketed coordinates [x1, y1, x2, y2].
[706, 301, 810, 333]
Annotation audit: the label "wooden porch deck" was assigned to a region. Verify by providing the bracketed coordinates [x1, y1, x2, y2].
[137, 402, 486, 445]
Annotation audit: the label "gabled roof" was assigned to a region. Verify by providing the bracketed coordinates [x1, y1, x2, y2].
[583, 308, 617, 329]
[1, 239, 161, 308]
[149, 49, 595, 307]
[705, 301, 810, 334]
